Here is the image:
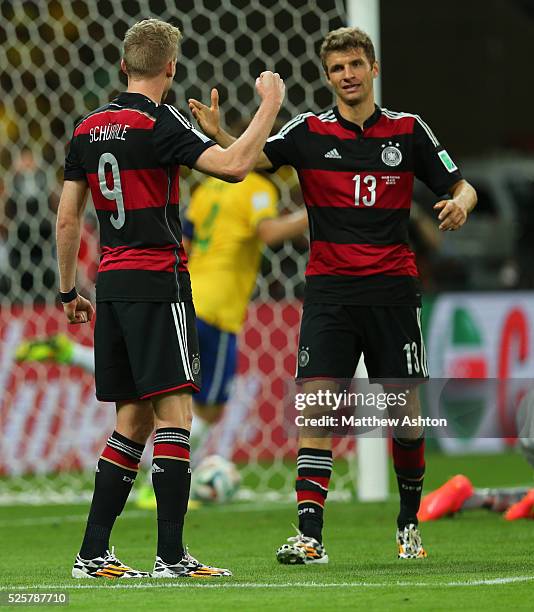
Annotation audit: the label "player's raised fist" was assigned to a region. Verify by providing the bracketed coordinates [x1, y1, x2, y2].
[255, 71, 285, 107]
[188, 88, 220, 139]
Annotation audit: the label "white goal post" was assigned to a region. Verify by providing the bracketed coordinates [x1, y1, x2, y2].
[347, 0, 389, 502]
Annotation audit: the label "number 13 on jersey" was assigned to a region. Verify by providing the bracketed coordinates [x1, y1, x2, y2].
[353, 174, 377, 207]
[98, 152, 125, 229]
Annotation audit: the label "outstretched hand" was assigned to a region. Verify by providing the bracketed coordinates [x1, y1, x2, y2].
[188, 88, 220, 139]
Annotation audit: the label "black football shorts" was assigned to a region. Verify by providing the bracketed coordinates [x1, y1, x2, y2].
[94, 301, 201, 402]
[295, 303, 428, 381]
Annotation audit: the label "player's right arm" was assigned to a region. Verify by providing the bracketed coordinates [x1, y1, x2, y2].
[192, 72, 283, 180]
[189, 89, 273, 171]
[56, 180, 95, 324]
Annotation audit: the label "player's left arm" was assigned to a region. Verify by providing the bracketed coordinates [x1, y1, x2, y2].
[56, 180, 94, 324]
[256, 209, 308, 246]
[434, 179, 477, 231]
[412, 116, 477, 232]
[247, 180, 307, 246]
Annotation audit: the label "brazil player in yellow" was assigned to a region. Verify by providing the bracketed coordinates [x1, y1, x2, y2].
[183, 170, 307, 435]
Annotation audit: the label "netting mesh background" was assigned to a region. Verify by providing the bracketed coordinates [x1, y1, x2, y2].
[0, 0, 348, 303]
[0, 0, 359, 503]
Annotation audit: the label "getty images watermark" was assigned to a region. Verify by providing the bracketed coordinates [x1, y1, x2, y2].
[293, 387, 446, 431]
[286, 378, 534, 438]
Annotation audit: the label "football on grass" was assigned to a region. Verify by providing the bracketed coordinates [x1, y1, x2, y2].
[190, 455, 242, 503]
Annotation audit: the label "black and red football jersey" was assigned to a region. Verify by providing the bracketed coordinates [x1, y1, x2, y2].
[64, 92, 215, 302]
[264, 105, 462, 305]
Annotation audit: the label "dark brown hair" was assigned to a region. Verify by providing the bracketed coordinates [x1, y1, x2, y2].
[320, 27, 376, 73]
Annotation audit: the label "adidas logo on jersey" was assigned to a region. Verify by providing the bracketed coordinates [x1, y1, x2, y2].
[324, 148, 342, 159]
[152, 463, 165, 473]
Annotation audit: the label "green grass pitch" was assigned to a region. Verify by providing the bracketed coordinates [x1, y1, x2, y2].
[1, 452, 534, 611]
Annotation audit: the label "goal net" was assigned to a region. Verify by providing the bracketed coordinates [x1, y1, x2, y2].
[0, 0, 358, 505]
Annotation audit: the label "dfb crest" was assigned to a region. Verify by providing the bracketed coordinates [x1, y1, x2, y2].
[381, 142, 402, 167]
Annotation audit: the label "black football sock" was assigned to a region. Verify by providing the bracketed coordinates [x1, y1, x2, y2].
[393, 436, 425, 529]
[295, 447, 333, 543]
[80, 431, 144, 559]
[151, 428, 191, 564]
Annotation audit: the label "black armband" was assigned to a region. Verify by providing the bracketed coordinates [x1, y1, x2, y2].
[59, 287, 78, 303]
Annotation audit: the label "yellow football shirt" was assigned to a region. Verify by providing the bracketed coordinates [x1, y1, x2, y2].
[185, 173, 278, 333]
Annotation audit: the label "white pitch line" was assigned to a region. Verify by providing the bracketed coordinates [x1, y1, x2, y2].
[4, 576, 534, 591]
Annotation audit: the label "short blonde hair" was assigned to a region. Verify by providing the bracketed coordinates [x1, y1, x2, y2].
[320, 27, 376, 74]
[122, 18, 182, 78]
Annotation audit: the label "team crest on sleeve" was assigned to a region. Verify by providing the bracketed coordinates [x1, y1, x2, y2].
[381, 141, 402, 167]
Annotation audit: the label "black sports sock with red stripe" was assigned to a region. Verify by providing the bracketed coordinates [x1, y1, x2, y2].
[151, 427, 191, 564]
[80, 431, 144, 559]
[295, 447, 333, 543]
[393, 436, 425, 529]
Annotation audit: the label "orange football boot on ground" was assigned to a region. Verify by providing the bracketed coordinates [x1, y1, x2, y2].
[504, 489, 534, 520]
[418, 474, 474, 521]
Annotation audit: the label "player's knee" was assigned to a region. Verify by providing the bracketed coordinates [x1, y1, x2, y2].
[152, 391, 193, 429]
[155, 414, 192, 431]
[115, 401, 154, 443]
[118, 413, 154, 443]
[154, 402, 192, 431]
[135, 418, 155, 442]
